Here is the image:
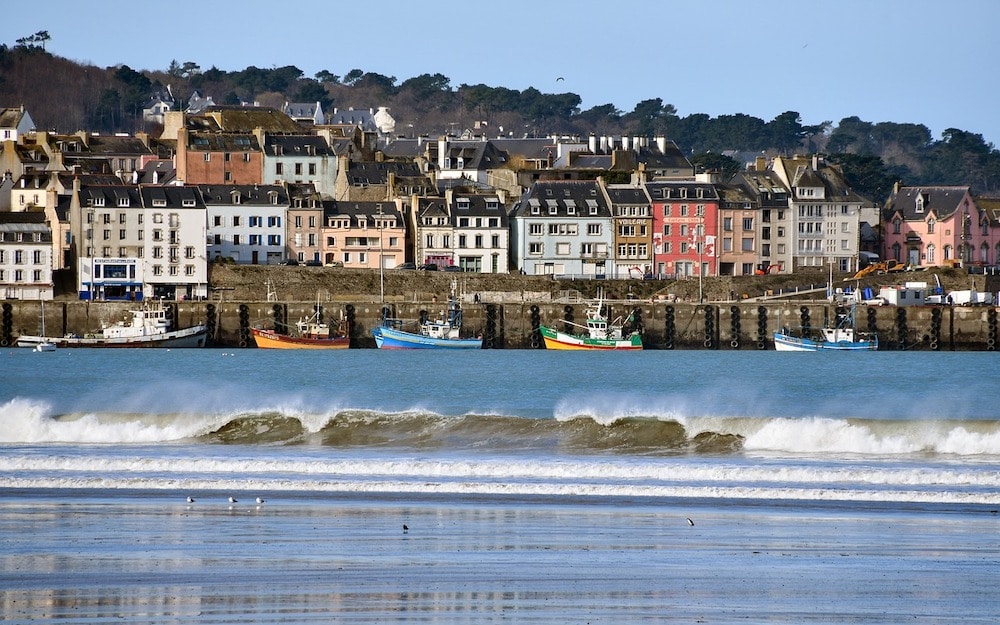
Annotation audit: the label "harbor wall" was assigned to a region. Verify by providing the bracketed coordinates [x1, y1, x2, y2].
[3, 299, 999, 351]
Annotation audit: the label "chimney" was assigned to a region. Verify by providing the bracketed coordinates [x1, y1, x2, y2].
[622, 136, 631, 151]
[755, 156, 767, 171]
[588, 134, 597, 153]
[656, 136, 666, 154]
[438, 137, 447, 170]
[812, 154, 819, 170]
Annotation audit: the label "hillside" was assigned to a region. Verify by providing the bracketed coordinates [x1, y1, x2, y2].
[4, 43, 1000, 197]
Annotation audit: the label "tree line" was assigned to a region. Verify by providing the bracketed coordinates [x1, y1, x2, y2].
[2, 38, 1000, 203]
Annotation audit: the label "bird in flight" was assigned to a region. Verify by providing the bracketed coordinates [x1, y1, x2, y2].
[687, 518, 695, 526]
[556, 77, 565, 82]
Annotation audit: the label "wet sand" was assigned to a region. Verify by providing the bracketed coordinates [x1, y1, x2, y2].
[1, 490, 998, 624]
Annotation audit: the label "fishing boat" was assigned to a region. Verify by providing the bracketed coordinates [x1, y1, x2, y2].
[539, 290, 643, 350]
[773, 304, 878, 352]
[16, 299, 207, 348]
[372, 288, 482, 350]
[252, 310, 349, 349]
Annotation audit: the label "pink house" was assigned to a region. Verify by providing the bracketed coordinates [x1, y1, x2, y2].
[882, 184, 999, 267]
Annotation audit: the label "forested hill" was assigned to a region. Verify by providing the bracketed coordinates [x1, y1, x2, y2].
[3, 40, 1000, 200]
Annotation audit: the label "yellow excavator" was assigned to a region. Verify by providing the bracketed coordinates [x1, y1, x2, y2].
[850, 259, 905, 279]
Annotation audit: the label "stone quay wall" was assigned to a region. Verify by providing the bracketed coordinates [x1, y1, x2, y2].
[3, 299, 999, 351]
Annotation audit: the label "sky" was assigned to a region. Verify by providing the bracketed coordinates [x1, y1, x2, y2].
[4, 0, 999, 146]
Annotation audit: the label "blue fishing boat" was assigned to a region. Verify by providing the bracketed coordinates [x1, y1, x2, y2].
[773, 303, 878, 351]
[372, 292, 482, 349]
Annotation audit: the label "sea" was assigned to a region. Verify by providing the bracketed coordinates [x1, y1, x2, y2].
[2, 348, 999, 624]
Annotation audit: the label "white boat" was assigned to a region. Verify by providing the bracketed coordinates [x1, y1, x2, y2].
[31, 301, 57, 352]
[16, 299, 207, 348]
[773, 304, 878, 352]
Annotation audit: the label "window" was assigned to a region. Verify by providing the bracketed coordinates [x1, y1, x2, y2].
[893, 218, 901, 234]
[742, 217, 754, 231]
[233, 234, 241, 245]
[224, 171, 232, 182]
[32, 250, 43, 264]
[267, 235, 281, 245]
[927, 218, 935, 234]
[295, 163, 303, 176]
[276, 163, 284, 175]
[742, 238, 753, 252]
[243, 153, 251, 163]
[529, 242, 543, 255]
[203, 153, 211, 162]
[458, 234, 467, 248]
[426, 234, 434, 248]
[308, 163, 316, 175]
[556, 242, 570, 255]
[723, 217, 733, 231]
[267, 216, 281, 227]
[249, 235, 262, 245]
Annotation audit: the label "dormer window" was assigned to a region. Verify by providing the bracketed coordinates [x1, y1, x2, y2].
[182, 199, 196, 207]
[93, 197, 105, 207]
[117, 197, 130, 207]
[456, 157, 464, 169]
[680, 188, 688, 199]
[915, 194, 925, 213]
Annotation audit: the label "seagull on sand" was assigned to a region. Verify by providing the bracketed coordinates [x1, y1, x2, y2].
[228, 496, 238, 504]
[255, 497, 266, 505]
[186, 496, 195, 504]
[403, 524, 409, 534]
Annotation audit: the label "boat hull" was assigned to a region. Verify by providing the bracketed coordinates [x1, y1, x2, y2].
[773, 332, 878, 352]
[539, 325, 643, 351]
[372, 326, 482, 349]
[16, 326, 208, 348]
[251, 328, 349, 349]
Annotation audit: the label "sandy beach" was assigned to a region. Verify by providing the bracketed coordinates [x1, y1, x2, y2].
[2, 489, 997, 624]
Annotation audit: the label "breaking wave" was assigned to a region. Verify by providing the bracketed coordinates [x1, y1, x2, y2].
[4, 398, 1000, 457]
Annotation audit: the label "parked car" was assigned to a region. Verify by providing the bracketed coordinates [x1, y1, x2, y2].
[418, 263, 438, 271]
[396, 262, 417, 270]
[278, 259, 299, 266]
[442, 265, 463, 272]
[304, 259, 322, 267]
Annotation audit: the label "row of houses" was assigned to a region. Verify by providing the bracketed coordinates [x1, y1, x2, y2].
[2, 104, 999, 301]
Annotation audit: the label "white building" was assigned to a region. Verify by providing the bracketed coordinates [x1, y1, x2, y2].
[0, 212, 53, 300]
[203, 184, 290, 264]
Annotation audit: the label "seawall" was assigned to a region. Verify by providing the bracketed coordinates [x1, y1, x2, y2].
[3, 299, 998, 351]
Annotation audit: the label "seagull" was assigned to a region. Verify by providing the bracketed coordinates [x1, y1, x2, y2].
[255, 497, 265, 505]
[186, 496, 195, 504]
[403, 524, 409, 534]
[687, 518, 695, 526]
[228, 496, 238, 504]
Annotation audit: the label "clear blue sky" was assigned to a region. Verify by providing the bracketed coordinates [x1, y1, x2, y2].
[4, 0, 999, 146]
